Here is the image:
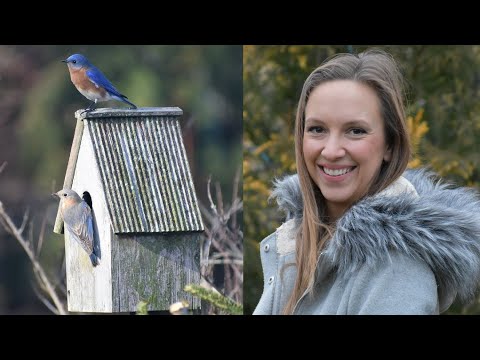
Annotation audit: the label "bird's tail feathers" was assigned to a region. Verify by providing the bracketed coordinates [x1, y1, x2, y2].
[113, 95, 137, 109]
[90, 253, 100, 267]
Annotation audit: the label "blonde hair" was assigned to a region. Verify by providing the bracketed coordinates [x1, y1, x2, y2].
[283, 49, 412, 314]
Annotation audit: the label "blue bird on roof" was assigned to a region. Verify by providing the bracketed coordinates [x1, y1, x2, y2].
[62, 54, 137, 111]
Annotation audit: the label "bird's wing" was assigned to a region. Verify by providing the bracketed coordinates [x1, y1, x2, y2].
[64, 201, 94, 255]
[86, 67, 127, 98]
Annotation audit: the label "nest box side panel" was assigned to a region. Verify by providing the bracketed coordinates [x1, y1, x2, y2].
[67, 123, 113, 313]
[112, 233, 202, 312]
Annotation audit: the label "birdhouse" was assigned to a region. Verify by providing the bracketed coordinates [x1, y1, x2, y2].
[53, 107, 204, 313]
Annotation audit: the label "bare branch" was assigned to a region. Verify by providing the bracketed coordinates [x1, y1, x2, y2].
[231, 167, 240, 231]
[208, 259, 243, 265]
[0, 201, 67, 315]
[28, 219, 34, 250]
[215, 181, 224, 219]
[32, 267, 48, 294]
[36, 212, 48, 256]
[198, 202, 217, 225]
[211, 237, 243, 279]
[0, 161, 6, 175]
[18, 208, 30, 235]
[31, 282, 60, 315]
[198, 170, 243, 313]
[206, 176, 218, 216]
[0, 210, 11, 234]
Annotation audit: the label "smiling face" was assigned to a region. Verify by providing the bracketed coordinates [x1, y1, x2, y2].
[303, 80, 391, 220]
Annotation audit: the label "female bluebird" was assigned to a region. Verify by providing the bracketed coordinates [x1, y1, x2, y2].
[62, 54, 137, 110]
[53, 189, 100, 266]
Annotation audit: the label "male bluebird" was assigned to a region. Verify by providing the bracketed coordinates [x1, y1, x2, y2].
[62, 54, 137, 111]
[53, 189, 100, 267]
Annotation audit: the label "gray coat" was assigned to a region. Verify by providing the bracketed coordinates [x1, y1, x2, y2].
[253, 169, 480, 315]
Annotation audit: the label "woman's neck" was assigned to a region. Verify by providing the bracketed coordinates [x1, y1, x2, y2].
[326, 202, 348, 222]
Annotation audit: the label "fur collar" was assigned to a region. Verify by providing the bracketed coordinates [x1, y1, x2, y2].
[271, 168, 480, 311]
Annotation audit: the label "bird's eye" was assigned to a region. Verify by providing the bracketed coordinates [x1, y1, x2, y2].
[72, 60, 76, 64]
[63, 193, 67, 197]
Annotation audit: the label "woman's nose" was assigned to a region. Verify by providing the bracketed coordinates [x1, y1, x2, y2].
[321, 135, 346, 160]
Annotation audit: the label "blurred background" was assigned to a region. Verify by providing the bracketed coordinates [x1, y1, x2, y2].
[244, 45, 480, 314]
[0, 45, 242, 314]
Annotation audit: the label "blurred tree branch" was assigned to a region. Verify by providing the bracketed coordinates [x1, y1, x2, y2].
[198, 167, 243, 313]
[0, 162, 66, 315]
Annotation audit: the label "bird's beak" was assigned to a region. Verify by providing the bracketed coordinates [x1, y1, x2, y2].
[52, 193, 60, 199]
[61, 59, 67, 63]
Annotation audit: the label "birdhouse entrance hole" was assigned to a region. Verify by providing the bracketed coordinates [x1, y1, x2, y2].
[82, 191, 92, 209]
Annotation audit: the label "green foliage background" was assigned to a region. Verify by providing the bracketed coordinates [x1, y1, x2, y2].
[244, 45, 480, 314]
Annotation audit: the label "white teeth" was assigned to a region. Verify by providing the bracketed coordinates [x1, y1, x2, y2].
[323, 167, 352, 176]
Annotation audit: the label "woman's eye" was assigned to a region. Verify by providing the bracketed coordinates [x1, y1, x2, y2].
[349, 128, 367, 135]
[307, 126, 325, 134]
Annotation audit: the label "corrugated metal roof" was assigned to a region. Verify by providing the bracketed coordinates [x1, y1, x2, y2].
[80, 107, 204, 233]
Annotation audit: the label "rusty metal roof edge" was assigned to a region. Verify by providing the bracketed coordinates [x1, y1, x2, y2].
[76, 107, 183, 120]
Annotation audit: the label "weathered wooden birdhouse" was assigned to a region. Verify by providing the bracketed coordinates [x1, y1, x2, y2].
[53, 107, 204, 313]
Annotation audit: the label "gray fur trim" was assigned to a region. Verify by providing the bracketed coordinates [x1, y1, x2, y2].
[271, 168, 480, 307]
[270, 174, 303, 221]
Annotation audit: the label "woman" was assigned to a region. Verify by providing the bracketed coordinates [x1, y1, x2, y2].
[253, 49, 480, 315]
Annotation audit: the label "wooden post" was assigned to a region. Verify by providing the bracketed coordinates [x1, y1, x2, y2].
[53, 117, 84, 234]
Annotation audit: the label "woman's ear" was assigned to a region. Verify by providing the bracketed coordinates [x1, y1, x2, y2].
[383, 146, 392, 162]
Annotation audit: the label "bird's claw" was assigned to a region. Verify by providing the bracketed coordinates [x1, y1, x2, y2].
[80, 108, 93, 116]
